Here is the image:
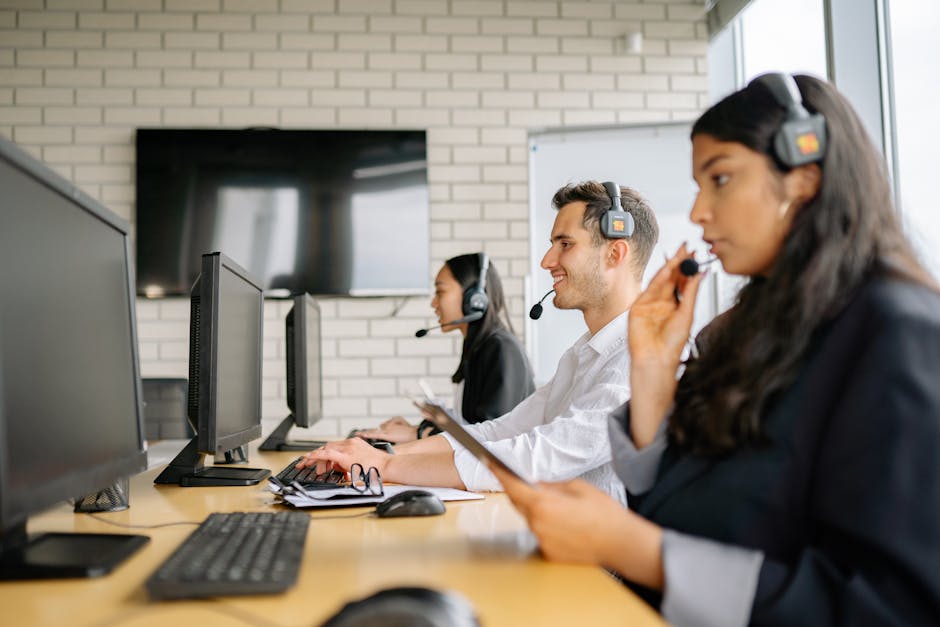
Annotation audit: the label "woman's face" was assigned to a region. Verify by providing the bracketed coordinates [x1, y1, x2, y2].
[689, 134, 795, 277]
[431, 264, 466, 334]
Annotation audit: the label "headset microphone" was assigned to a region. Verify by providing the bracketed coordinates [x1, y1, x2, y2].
[679, 256, 719, 277]
[415, 311, 484, 337]
[529, 289, 555, 320]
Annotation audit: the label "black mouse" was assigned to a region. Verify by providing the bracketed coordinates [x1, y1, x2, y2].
[375, 489, 446, 518]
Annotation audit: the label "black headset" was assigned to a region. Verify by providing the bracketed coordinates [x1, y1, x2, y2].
[461, 252, 489, 318]
[751, 72, 827, 168]
[600, 181, 635, 239]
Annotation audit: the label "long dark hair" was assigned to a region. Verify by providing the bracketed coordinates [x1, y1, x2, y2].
[445, 253, 515, 384]
[671, 74, 934, 456]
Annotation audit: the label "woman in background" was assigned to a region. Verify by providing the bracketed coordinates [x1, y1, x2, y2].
[494, 74, 940, 626]
[358, 253, 534, 443]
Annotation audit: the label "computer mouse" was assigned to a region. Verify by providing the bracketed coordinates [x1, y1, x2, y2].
[375, 490, 446, 518]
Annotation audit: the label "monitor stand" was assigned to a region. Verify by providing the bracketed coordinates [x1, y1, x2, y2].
[214, 444, 248, 464]
[0, 522, 148, 580]
[258, 415, 328, 451]
[154, 438, 270, 487]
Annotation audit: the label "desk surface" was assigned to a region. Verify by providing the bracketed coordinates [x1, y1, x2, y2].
[1, 445, 664, 627]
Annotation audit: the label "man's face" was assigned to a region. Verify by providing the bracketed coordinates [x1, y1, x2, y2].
[539, 201, 608, 312]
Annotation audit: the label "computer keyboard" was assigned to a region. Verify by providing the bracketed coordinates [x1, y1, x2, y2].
[145, 511, 309, 600]
[275, 456, 345, 488]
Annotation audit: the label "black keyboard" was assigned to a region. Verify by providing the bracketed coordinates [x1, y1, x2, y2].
[275, 456, 345, 488]
[146, 511, 309, 600]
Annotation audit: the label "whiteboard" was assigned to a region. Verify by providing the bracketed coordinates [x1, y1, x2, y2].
[527, 123, 735, 384]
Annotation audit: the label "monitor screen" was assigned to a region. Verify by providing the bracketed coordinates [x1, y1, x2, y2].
[259, 294, 325, 452]
[289, 295, 322, 429]
[155, 251, 269, 487]
[0, 136, 148, 576]
[198, 252, 264, 454]
[135, 128, 430, 298]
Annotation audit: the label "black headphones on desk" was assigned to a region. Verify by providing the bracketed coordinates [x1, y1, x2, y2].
[751, 72, 827, 168]
[461, 252, 489, 318]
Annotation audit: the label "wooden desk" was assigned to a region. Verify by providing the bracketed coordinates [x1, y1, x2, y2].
[0, 447, 664, 627]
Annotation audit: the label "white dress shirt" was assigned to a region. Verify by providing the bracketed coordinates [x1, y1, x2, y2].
[442, 310, 631, 503]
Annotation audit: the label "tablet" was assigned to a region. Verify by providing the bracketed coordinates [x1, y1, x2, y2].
[413, 399, 532, 485]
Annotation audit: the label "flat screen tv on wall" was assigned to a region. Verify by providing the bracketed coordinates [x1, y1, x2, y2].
[135, 128, 430, 298]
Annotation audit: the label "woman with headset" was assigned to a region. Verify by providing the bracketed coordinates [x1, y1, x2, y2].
[357, 253, 535, 443]
[493, 74, 940, 625]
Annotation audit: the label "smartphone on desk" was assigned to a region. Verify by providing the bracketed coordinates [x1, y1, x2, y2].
[412, 398, 532, 485]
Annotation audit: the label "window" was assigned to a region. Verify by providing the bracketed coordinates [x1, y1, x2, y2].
[739, 0, 828, 82]
[888, 0, 940, 278]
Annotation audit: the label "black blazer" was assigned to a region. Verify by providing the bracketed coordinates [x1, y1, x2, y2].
[622, 276, 940, 625]
[459, 327, 535, 424]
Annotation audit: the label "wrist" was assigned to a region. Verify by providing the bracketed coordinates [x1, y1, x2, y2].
[600, 512, 664, 591]
[377, 450, 395, 478]
[630, 362, 677, 433]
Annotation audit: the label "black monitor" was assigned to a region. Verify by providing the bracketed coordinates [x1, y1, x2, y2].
[153, 252, 270, 487]
[135, 128, 430, 298]
[0, 136, 149, 580]
[259, 294, 325, 451]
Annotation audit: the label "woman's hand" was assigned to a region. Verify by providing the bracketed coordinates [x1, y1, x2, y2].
[629, 242, 705, 364]
[491, 465, 664, 590]
[355, 416, 419, 444]
[379, 416, 412, 430]
[296, 438, 392, 475]
[628, 243, 706, 447]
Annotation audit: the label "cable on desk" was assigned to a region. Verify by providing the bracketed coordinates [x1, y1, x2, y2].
[86, 512, 202, 529]
[309, 511, 375, 520]
[208, 600, 292, 627]
[89, 600, 288, 627]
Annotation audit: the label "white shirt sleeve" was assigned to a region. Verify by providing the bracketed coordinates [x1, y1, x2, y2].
[440, 373, 553, 450]
[452, 365, 630, 491]
[660, 530, 764, 627]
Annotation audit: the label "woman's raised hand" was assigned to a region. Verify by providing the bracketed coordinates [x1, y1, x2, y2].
[628, 243, 707, 446]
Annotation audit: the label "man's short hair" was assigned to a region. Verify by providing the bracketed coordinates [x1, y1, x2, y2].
[551, 181, 659, 278]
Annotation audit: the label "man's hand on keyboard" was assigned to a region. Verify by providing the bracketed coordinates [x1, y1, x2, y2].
[296, 437, 391, 477]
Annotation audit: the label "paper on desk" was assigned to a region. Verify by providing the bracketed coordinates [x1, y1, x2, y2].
[271, 484, 484, 509]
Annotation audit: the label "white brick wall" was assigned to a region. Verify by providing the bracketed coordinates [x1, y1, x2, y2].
[0, 0, 707, 437]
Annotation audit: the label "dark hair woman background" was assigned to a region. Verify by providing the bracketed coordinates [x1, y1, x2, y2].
[358, 253, 534, 443]
[492, 74, 940, 626]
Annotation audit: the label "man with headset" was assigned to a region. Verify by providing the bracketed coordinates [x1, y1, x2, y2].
[297, 181, 659, 502]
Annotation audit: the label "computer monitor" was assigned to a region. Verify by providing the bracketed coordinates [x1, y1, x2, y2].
[0, 136, 149, 580]
[259, 294, 325, 451]
[153, 252, 270, 487]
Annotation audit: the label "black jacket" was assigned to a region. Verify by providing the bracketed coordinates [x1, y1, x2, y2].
[627, 276, 940, 625]
[459, 327, 534, 424]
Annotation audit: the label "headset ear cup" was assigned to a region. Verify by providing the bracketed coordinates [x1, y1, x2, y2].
[461, 252, 490, 317]
[462, 287, 488, 317]
[753, 73, 826, 169]
[601, 210, 634, 239]
[600, 181, 634, 239]
[773, 114, 826, 168]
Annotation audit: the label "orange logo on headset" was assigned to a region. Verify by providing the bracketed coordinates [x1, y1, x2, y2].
[612, 218, 625, 232]
[796, 132, 820, 155]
